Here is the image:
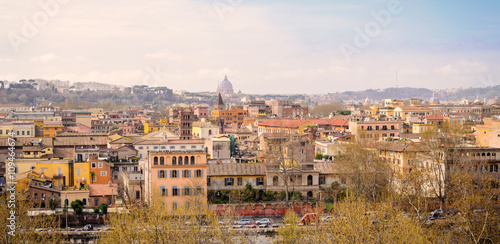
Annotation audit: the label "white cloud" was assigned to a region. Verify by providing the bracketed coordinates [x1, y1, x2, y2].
[144, 50, 181, 60]
[30, 53, 56, 63]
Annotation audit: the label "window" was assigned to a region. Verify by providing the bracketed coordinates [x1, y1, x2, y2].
[195, 169, 203, 178]
[191, 156, 195, 165]
[64, 199, 69, 206]
[256, 177, 264, 186]
[183, 187, 191, 196]
[139, 154, 143, 159]
[77, 168, 81, 177]
[319, 176, 326, 185]
[134, 166, 138, 171]
[307, 175, 313, 186]
[237, 177, 243, 186]
[196, 186, 203, 196]
[170, 146, 175, 149]
[161, 146, 166, 149]
[172, 157, 177, 165]
[172, 202, 178, 211]
[98, 162, 103, 168]
[154, 146, 158, 150]
[154, 157, 158, 165]
[122, 167, 127, 172]
[136, 191, 140, 199]
[181, 146, 186, 149]
[273, 176, 279, 186]
[158, 170, 165, 178]
[91, 163, 96, 168]
[100, 171, 107, 176]
[172, 186, 179, 196]
[138, 146, 143, 150]
[108, 199, 112, 205]
[490, 165, 499, 172]
[94, 200, 99, 206]
[160, 186, 167, 196]
[191, 145, 196, 149]
[160, 157, 164, 165]
[82, 198, 87, 205]
[182, 170, 191, 178]
[178, 156, 183, 165]
[41, 168, 45, 174]
[207, 178, 211, 186]
[185, 156, 189, 165]
[224, 178, 234, 186]
[171, 170, 178, 178]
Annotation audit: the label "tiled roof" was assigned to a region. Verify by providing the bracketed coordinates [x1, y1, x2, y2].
[207, 163, 266, 176]
[88, 184, 118, 197]
[314, 163, 341, 174]
[53, 136, 107, 146]
[426, 114, 444, 120]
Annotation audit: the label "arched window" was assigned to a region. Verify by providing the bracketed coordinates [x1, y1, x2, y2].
[307, 175, 313, 186]
[34, 193, 38, 200]
[154, 157, 158, 165]
[273, 176, 279, 186]
[191, 156, 195, 165]
[82, 198, 87, 205]
[195, 169, 202, 178]
[184, 156, 189, 165]
[64, 199, 69, 206]
[178, 156, 183, 165]
[307, 191, 313, 199]
[160, 157, 165, 165]
[172, 157, 176, 165]
[208, 129, 212, 135]
[159, 170, 165, 178]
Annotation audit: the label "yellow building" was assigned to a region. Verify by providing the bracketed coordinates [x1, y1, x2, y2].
[412, 123, 437, 134]
[394, 106, 433, 120]
[74, 162, 90, 186]
[42, 121, 64, 137]
[144, 118, 177, 133]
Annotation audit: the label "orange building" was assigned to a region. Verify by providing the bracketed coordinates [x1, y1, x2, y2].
[212, 107, 247, 128]
[89, 159, 112, 184]
[146, 149, 207, 211]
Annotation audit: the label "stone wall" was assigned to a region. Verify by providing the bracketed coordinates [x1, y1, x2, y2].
[210, 202, 323, 216]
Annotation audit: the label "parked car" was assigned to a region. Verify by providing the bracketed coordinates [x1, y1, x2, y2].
[234, 219, 251, 225]
[232, 225, 244, 229]
[298, 213, 320, 225]
[321, 216, 333, 222]
[83, 224, 93, 231]
[246, 225, 257, 228]
[256, 218, 271, 225]
[258, 223, 270, 228]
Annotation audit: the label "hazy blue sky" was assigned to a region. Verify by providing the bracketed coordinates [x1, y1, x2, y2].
[1, 0, 499, 93]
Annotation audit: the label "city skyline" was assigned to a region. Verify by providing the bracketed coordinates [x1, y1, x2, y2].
[1, 0, 499, 93]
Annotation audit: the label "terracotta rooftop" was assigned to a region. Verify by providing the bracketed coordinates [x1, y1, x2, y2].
[88, 184, 118, 197]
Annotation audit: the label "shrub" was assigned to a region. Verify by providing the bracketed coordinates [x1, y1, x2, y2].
[315, 154, 324, 160]
[263, 191, 276, 201]
[93, 208, 100, 213]
[100, 203, 109, 214]
[70, 200, 84, 215]
[324, 195, 335, 203]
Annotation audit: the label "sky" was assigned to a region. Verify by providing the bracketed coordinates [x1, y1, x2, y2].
[0, 0, 499, 94]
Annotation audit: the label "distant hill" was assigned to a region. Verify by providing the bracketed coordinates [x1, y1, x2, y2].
[328, 85, 500, 102]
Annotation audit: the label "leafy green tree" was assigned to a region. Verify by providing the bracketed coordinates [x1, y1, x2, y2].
[100, 203, 109, 214]
[241, 183, 256, 202]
